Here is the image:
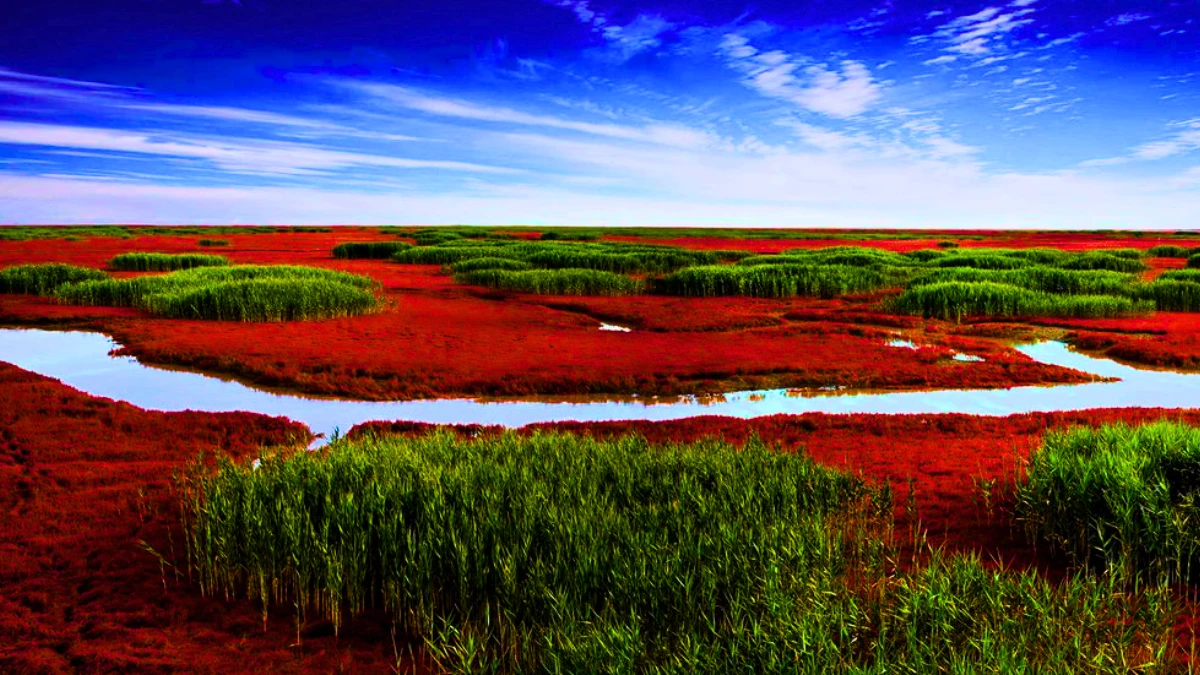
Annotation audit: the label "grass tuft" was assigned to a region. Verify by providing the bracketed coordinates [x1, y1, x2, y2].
[109, 252, 230, 272]
[57, 265, 378, 321]
[0, 263, 108, 295]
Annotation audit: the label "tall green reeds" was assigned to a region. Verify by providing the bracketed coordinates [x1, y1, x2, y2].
[1016, 421, 1200, 584]
[909, 266, 1136, 296]
[108, 252, 230, 272]
[0, 263, 108, 295]
[654, 264, 892, 298]
[1134, 280, 1200, 312]
[332, 241, 413, 259]
[57, 265, 378, 321]
[455, 268, 642, 295]
[1149, 245, 1197, 258]
[891, 281, 1146, 320]
[180, 430, 1176, 673]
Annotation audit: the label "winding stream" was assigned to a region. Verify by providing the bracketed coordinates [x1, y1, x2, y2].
[2, 328, 1197, 442]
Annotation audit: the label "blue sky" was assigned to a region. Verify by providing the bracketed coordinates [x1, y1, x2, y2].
[1, 0, 1199, 227]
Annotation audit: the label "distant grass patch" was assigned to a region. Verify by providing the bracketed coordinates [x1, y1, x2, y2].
[58, 265, 378, 321]
[109, 252, 229, 272]
[0, 263, 108, 295]
[1149, 245, 1197, 258]
[179, 429, 1178, 673]
[455, 268, 642, 295]
[197, 238, 230, 247]
[891, 281, 1146, 320]
[654, 264, 892, 299]
[332, 241, 413, 259]
[910, 267, 1135, 296]
[449, 257, 533, 273]
[1017, 421, 1200, 583]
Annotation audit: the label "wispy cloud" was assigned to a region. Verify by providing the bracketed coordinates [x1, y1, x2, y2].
[343, 81, 716, 148]
[551, 1, 673, 63]
[719, 34, 882, 118]
[917, 4, 1038, 62]
[0, 121, 515, 176]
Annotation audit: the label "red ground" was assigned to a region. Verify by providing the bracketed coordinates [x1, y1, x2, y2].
[4, 360, 1200, 672]
[3, 228, 1176, 400]
[5, 227, 1200, 671]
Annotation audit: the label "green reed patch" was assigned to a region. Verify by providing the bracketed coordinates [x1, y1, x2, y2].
[655, 263, 893, 299]
[891, 281, 1146, 320]
[0, 263, 108, 296]
[197, 238, 230, 247]
[1017, 421, 1200, 584]
[57, 265, 378, 321]
[180, 430, 1177, 674]
[1056, 252, 1147, 273]
[455, 268, 642, 295]
[449, 257, 533, 273]
[332, 241, 414, 259]
[910, 266, 1136, 296]
[108, 252, 230, 272]
[1149, 245, 1198, 258]
[1134, 280, 1200, 312]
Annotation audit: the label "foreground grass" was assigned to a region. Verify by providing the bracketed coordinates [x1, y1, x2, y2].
[57, 265, 378, 321]
[109, 252, 230, 272]
[181, 430, 1176, 674]
[1017, 421, 1200, 584]
[0, 263, 108, 295]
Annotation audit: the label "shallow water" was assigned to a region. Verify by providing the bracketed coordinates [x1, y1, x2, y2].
[1, 328, 1198, 442]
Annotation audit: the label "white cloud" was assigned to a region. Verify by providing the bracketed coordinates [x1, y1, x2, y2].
[0, 121, 514, 176]
[1132, 121, 1200, 160]
[599, 14, 674, 62]
[7, 145, 1199, 229]
[920, 5, 1037, 61]
[344, 81, 716, 149]
[1107, 13, 1152, 27]
[719, 35, 881, 118]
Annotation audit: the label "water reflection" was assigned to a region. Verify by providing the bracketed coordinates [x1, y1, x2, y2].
[2, 328, 1198, 443]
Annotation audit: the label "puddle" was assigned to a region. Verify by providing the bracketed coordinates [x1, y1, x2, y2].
[886, 339, 918, 349]
[952, 353, 985, 362]
[2, 328, 1199, 444]
[599, 323, 632, 332]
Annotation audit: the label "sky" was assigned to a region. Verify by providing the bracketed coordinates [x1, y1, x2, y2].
[1, 0, 1199, 228]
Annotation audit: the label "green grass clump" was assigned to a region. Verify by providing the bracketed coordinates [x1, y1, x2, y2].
[1134, 280, 1200, 312]
[108, 252, 230, 272]
[1016, 421, 1200, 583]
[1058, 252, 1147, 273]
[448, 257, 533, 273]
[0, 263, 108, 295]
[197, 238, 230, 247]
[1158, 269, 1200, 283]
[143, 278, 376, 321]
[904, 249, 948, 262]
[393, 246, 520, 265]
[934, 253, 1031, 270]
[910, 266, 1135, 296]
[180, 430, 1177, 673]
[891, 281, 1145, 320]
[1187, 253, 1200, 269]
[332, 241, 413, 259]
[1149, 245, 1197, 258]
[456, 268, 642, 295]
[540, 230, 600, 241]
[57, 265, 378, 321]
[654, 264, 891, 299]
